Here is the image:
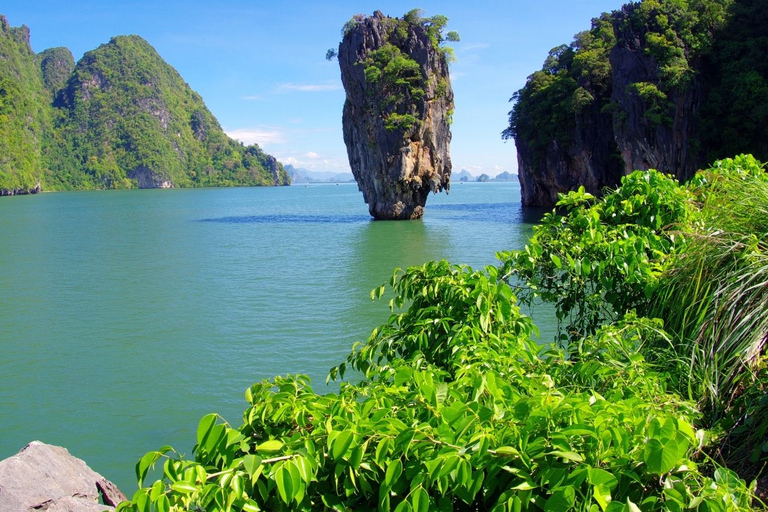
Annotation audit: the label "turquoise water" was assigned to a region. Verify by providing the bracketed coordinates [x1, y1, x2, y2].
[0, 182, 547, 492]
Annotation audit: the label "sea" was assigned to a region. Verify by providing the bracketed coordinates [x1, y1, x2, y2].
[0, 181, 552, 493]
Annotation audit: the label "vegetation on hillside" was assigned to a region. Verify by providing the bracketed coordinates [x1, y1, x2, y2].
[117, 156, 767, 511]
[0, 17, 49, 193]
[0, 18, 289, 193]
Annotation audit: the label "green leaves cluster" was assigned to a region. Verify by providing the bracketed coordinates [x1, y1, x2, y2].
[119, 249, 755, 510]
[500, 170, 691, 341]
[350, 10, 456, 135]
[499, 154, 768, 481]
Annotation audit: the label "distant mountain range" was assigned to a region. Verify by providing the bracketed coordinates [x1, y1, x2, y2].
[285, 165, 354, 184]
[455, 170, 516, 183]
[285, 166, 516, 185]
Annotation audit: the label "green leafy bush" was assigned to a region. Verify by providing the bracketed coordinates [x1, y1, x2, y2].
[118, 259, 755, 511]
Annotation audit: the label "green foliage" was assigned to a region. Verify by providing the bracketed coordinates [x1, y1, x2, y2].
[503, 14, 616, 168]
[645, 155, 768, 477]
[52, 35, 289, 190]
[699, 0, 768, 163]
[504, 0, 739, 175]
[348, 10, 456, 135]
[0, 18, 48, 193]
[499, 154, 768, 481]
[0, 20, 289, 193]
[627, 82, 671, 126]
[119, 257, 756, 511]
[499, 170, 691, 341]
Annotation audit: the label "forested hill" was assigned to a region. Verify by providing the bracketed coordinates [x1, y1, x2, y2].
[0, 16, 290, 194]
[504, 0, 768, 207]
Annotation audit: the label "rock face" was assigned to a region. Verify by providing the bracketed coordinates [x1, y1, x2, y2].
[609, 3, 703, 182]
[0, 441, 126, 512]
[507, 0, 740, 208]
[338, 11, 454, 220]
[514, 93, 622, 207]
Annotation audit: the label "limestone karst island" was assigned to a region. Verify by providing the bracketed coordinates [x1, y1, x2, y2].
[336, 10, 455, 220]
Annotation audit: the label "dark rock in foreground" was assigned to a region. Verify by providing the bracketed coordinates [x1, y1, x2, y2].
[338, 11, 454, 220]
[0, 441, 126, 512]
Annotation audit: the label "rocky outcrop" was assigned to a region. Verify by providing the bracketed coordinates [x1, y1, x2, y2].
[0, 441, 126, 512]
[0, 14, 290, 193]
[338, 11, 453, 219]
[509, 1, 731, 207]
[515, 97, 623, 207]
[609, 3, 703, 182]
[38, 46, 75, 95]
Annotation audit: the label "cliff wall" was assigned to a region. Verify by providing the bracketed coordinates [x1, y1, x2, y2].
[508, 0, 739, 207]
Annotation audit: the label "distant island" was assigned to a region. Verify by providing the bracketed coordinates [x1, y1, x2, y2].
[0, 15, 289, 195]
[284, 165, 354, 184]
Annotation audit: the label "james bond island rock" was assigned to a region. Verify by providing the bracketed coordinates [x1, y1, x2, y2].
[0, 441, 126, 512]
[505, 0, 767, 208]
[338, 10, 456, 220]
[0, 15, 290, 194]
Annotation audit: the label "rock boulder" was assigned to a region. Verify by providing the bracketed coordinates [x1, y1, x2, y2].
[0, 441, 126, 512]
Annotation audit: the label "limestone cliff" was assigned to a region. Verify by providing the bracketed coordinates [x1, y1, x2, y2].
[506, 0, 743, 207]
[609, 3, 704, 182]
[338, 10, 454, 220]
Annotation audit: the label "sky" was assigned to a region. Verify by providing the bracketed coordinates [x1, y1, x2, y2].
[4, 0, 625, 177]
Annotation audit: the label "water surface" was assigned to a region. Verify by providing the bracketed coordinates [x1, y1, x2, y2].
[0, 182, 547, 491]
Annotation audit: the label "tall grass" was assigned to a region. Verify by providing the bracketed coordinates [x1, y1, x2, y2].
[647, 155, 768, 477]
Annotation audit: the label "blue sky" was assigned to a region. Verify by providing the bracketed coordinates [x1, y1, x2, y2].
[5, 1, 624, 176]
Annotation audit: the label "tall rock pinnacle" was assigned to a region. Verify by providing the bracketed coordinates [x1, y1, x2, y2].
[338, 10, 455, 220]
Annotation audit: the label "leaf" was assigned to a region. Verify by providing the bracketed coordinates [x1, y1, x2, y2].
[588, 468, 618, 489]
[331, 430, 355, 461]
[411, 486, 430, 512]
[548, 450, 584, 462]
[643, 438, 679, 475]
[550, 253, 563, 269]
[544, 487, 575, 511]
[255, 439, 284, 453]
[136, 451, 163, 487]
[275, 464, 293, 504]
[196, 413, 218, 447]
[494, 446, 520, 458]
[171, 481, 199, 494]
[243, 454, 262, 478]
[375, 438, 392, 467]
[385, 459, 403, 488]
[154, 495, 170, 512]
[242, 501, 261, 512]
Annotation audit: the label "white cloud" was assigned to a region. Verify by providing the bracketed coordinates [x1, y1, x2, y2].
[225, 128, 286, 146]
[277, 82, 341, 92]
[242, 95, 262, 101]
[273, 150, 349, 173]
